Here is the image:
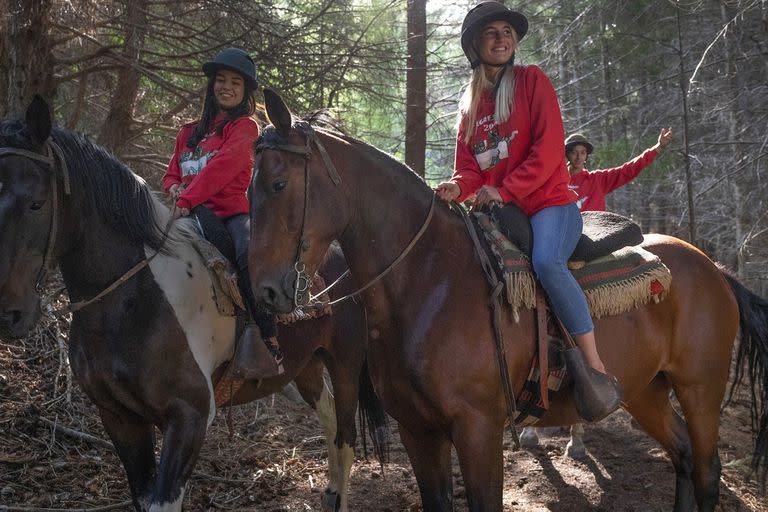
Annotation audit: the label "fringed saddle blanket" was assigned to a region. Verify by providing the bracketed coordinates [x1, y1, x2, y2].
[474, 212, 672, 318]
[190, 237, 245, 316]
[190, 237, 332, 324]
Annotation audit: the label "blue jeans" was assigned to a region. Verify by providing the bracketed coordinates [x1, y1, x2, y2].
[531, 203, 593, 336]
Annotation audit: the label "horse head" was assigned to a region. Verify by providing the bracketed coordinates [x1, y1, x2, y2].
[0, 96, 57, 338]
[249, 89, 349, 313]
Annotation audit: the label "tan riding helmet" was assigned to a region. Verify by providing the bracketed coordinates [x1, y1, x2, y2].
[565, 133, 594, 155]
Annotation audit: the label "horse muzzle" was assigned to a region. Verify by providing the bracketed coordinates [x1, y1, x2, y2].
[255, 274, 296, 314]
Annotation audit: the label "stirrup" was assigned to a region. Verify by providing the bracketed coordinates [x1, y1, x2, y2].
[230, 326, 284, 380]
[564, 347, 623, 423]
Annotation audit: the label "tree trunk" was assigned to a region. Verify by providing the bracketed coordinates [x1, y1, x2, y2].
[405, 0, 427, 177]
[676, 4, 696, 245]
[97, 0, 148, 154]
[0, 0, 55, 118]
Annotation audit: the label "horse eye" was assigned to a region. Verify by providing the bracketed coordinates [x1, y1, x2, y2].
[30, 200, 45, 211]
[272, 180, 287, 193]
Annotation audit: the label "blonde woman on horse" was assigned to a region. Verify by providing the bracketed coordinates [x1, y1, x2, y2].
[434, 1, 621, 421]
[162, 48, 283, 379]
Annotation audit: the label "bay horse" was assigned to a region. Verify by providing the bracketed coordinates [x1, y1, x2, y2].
[0, 96, 386, 512]
[247, 89, 768, 511]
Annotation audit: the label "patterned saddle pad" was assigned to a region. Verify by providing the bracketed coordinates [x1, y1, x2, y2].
[473, 212, 672, 319]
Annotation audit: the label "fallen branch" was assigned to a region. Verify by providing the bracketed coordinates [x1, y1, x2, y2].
[39, 418, 114, 450]
[0, 501, 131, 512]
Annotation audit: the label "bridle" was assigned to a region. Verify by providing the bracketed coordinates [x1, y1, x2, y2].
[0, 139, 71, 293]
[255, 123, 436, 310]
[0, 137, 173, 316]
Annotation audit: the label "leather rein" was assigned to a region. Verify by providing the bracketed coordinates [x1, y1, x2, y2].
[255, 123, 436, 310]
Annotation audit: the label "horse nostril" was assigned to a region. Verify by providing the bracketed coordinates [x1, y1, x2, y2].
[258, 285, 278, 306]
[0, 310, 23, 326]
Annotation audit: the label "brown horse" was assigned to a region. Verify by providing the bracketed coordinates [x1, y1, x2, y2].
[247, 89, 768, 511]
[0, 97, 386, 512]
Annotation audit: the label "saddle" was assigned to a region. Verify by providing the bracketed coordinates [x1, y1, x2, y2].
[488, 203, 644, 263]
[468, 205, 671, 421]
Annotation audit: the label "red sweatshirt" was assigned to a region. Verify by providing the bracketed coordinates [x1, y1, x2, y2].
[451, 65, 577, 216]
[568, 147, 658, 211]
[162, 114, 259, 218]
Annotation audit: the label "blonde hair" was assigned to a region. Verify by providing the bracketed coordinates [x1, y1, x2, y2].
[457, 26, 519, 144]
[458, 64, 516, 144]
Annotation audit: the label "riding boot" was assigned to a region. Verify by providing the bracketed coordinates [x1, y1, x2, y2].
[230, 324, 285, 380]
[564, 347, 623, 422]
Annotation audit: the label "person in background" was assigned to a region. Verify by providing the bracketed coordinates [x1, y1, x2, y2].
[434, 1, 622, 422]
[566, 128, 673, 211]
[162, 47, 284, 379]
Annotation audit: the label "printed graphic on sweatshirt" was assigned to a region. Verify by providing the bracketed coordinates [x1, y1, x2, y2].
[471, 126, 518, 170]
[569, 183, 588, 208]
[179, 146, 218, 178]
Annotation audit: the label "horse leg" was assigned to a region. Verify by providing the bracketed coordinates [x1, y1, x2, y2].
[399, 424, 453, 511]
[565, 424, 586, 459]
[293, 358, 349, 512]
[673, 381, 725, 512]
[452, 414, 503, 511]
[625, 374, 695, 512]
[324, 361, 362, 512]
[98, 407, 156, 511]
[148, 402, 208, 511]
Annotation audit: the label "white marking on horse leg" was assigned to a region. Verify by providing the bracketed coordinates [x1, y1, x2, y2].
[337, 442, 354, 512]
[565, 423, 586, 459]
[138, 496, 151, 511]
[314, 381, 340, 495]
[148, 490, 185, 512]
[519, 427, 540, 448]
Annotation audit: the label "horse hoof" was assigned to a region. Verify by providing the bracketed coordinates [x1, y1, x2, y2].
[321, 489, 341, 512]
[565, 440, 587, 460]
[519, 427, 539, 449]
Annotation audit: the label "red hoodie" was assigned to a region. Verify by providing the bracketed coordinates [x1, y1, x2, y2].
[451, 65, 577, 216]
[569, 147, 658, 211]
[163, 114, 259, 218]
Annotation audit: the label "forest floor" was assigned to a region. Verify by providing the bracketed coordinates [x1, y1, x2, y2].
[1, 310, 766, 511]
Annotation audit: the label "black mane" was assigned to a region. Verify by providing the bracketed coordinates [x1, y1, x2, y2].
[0, 121, 166, 250]
[258, 114, 428, 192]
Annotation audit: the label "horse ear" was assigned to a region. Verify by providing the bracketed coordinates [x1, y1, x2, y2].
[25, 95, 52, 145]
[263, 88, 292, 138]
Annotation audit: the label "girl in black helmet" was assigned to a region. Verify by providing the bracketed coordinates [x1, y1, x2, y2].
[163, 48, 283, 379]
[435, 2, 622, 422]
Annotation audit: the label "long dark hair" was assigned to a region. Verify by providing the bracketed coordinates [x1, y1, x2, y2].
[186, 72, 258, 149]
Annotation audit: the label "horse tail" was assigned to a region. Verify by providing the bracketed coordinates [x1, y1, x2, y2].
[357, 356, 389, 464]
[722, 269, 768, 482]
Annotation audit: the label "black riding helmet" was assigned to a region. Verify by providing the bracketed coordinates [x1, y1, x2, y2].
[461, 1, 528, 69]
[202, 48, 258, 89]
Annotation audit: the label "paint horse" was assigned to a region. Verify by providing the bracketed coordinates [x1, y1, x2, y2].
[247, 89, 768, 511]
[0, 96, 386, 512]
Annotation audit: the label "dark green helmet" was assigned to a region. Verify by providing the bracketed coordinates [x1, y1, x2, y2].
[202, 48, 258, 89]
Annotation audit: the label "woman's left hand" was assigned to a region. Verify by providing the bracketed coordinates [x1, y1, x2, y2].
[474, 186, 503, 208]
[173, 206, 190, 219]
